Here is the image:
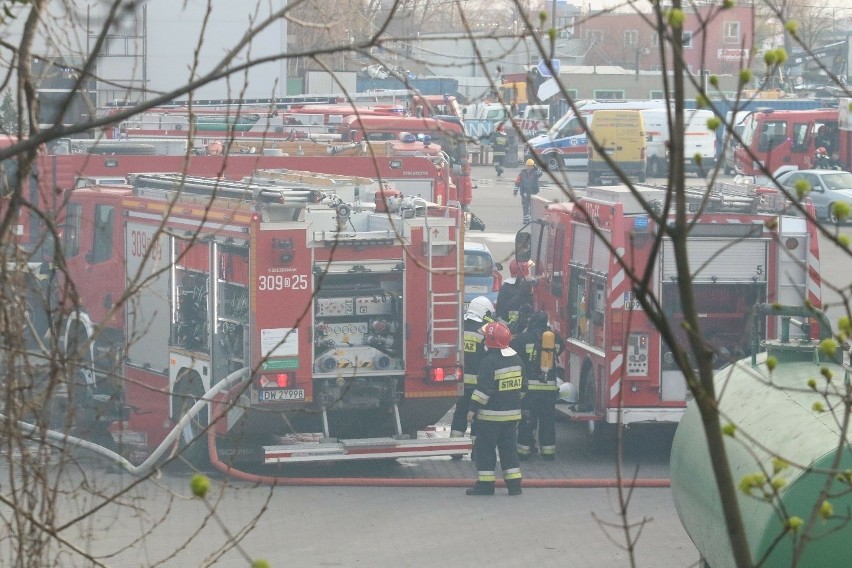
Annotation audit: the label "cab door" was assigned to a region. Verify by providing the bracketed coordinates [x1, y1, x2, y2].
[63, 192, 125, 327]
[790, 119, 816, 169]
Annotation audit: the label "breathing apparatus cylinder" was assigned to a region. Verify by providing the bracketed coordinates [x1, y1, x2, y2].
[540, 330, 556, 374]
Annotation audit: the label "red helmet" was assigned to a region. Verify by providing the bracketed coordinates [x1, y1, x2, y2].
[509, 259, 530, 278]
[481, 321, 512, 350]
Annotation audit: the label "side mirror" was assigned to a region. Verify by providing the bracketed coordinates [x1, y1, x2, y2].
[514, 232, 531, 263]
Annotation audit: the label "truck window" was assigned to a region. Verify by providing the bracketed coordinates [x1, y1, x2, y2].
[791, 123, 809, 151]
[91, 204, 114, 264]
[740, 116, 758, 146]
[557, 117, 583, 139]
[757, 120, 786, 152]
[63, 203, 82, 258]
[546, 225, 565, 275]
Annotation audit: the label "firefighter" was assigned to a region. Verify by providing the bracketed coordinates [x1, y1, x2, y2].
[449, 296, 495, 445]
[513, 158, 541, 224]
[513, 311, 565, 460]
[493, 124, 508, 177]
[466, 321, 525, 496]
[496, 259, 535, 328]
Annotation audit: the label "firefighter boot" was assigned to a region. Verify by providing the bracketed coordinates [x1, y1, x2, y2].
[466, 481, 495, 496]
[506, 479, 523, 496]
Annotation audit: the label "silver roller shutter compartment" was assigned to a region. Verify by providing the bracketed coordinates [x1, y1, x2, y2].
[662, 238, 768, 282]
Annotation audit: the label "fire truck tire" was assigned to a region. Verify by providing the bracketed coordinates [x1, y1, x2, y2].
[577, 368, 595, 413]
[171, 371, 210, 466]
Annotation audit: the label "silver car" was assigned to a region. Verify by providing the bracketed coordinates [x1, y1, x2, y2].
[775, 169, 852, 224]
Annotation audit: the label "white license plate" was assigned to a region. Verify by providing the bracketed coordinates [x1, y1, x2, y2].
[466, 285, 489, 294]
[259, 388, 305, 402]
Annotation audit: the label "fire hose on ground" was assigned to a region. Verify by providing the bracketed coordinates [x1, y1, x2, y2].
[3, 367, 670, 489]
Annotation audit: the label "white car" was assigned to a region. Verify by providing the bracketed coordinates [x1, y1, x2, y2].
[775, 169, 852, 224]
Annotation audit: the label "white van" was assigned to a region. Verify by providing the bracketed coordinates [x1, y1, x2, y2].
[642, 108, 718, 177]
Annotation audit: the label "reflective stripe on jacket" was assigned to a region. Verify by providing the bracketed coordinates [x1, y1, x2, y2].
[471, 350, 524, 422]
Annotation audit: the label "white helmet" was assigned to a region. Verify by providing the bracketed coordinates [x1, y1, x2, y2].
[559, 381, 578, 405]
[465, 296, 495, 322]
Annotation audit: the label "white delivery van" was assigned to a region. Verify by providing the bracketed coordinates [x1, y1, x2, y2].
[642, 108, 717, 177]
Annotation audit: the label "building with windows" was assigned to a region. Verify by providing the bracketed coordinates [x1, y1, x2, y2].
[575, 5, 754, 76]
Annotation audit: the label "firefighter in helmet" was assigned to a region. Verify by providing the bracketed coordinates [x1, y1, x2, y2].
[496, 259, 536, 331]
[512, 311, 565, 460]
[450, 296, 495, 445]
[466, 321, 525, 496]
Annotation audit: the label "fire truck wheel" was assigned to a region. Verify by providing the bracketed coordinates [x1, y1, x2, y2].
[577, 369, 595, 413]
[171, 372, 210, 466]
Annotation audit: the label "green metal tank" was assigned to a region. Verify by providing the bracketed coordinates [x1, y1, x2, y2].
[671, 305, 852, 568]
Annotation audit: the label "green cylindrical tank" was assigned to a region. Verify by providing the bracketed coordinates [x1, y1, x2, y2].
[671, 344, 852, 567]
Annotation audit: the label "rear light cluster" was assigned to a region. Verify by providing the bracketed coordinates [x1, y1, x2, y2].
[258, 372, 295, 388]
[426, 365, 462, 384]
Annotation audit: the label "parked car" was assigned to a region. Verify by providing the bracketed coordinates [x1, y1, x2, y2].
[774, 169, 852, 224]
[463, 241, 502, 309]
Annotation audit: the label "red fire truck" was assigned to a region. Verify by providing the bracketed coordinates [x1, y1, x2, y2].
[37, 142, 485, 230]
[43, 172, 469, 466]
[104, 106, 343, 141]
[337, 115, 474, 209]
[522, 184, 821, 438]
[733, 104, 852, 177]
[39, 147, 461, 207]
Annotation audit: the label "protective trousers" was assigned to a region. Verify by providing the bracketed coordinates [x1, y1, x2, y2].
[472, 419, 522, 487]
[450, 386, 477, 438]
[520, 193, 532, 224]
[517, 390, 558, 458]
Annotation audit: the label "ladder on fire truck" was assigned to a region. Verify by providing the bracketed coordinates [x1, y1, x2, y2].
[423, 198, 463, 372]
[129, 173, 326, 205]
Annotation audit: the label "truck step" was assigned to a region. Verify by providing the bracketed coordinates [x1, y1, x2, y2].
[263, 435, 472, 463]
[555, 405, 596, 420]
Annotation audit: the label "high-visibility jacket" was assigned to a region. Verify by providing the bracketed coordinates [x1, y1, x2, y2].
[495, 278, 534, 323]
[471, 349, 525, 422]
[462, 318, 488, 385]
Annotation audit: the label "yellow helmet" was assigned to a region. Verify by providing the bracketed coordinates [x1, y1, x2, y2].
[526, 158, 535, 166]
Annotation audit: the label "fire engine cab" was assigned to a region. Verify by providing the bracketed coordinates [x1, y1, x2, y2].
[48, 172, 470, 467]
[522, 183, 821, 438]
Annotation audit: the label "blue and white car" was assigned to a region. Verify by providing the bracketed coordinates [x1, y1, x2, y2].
[463, 241, 502, 310]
